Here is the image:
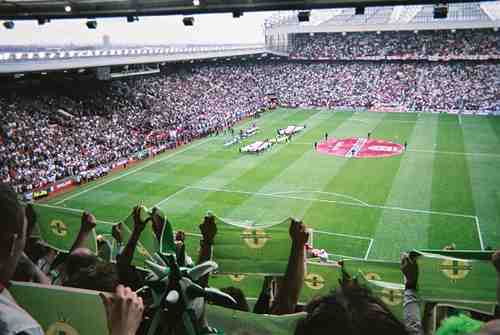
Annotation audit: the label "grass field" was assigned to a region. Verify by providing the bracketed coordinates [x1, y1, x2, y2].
[45, 108, 500, 262]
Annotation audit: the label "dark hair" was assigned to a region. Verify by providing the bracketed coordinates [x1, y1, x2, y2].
[0, 183, 24, 236]
[220, 286, 250, 312]
[64, 261, 119, 292]
[63, 253, 118, 292]
[295, 280, 408, 335]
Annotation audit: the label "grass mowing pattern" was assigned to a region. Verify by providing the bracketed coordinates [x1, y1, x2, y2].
[48, 109, 499, 264]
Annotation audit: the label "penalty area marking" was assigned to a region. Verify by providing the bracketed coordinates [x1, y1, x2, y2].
[154, 187, 190, 208]
[182, 185, 483, 252]
[365, 239, 375, 260]
[53, 138, 215, 205]
[269, 190, 369, 207]
[312, 229, 371, 241]
[153, 185, 483, 254]
[50, 184, 484, 256]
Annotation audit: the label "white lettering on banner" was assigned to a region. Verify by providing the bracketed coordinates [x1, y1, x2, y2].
[368, 146, 398, 152]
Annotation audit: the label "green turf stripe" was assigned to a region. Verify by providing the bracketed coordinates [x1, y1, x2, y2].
[487, 115, 500, 154]
[227, 111, 373, 210]
[370, 113, 438, 260]
[299, 112, 416, 259]
[51, 111, 295, 220]
[158, 110, 334, 232]
[428, 114, 478, 251]
[316, 112, 417, 260]
[461, 116, 500, 248]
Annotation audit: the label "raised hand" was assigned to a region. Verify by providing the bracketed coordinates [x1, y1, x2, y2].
[199, 214, 217, 244]
[132, 206, 148, 235]
[99, 285, 144, 335]
[175, 230, 186, 243]
[401, 253, 419, 289]
[492, 250, 500, 273]
[81, 211, 97, 233]
[112, 223, 123, 244]
[289, 219, 309, 246]
[151, 208, 165, 240]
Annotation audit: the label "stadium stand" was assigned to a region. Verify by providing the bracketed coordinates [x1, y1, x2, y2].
[1, 59, 499, 195]
[290, 29, 500, 60]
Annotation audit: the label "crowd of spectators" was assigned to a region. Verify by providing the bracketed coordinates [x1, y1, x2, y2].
[290, 29, 500, 60]
[1, 60, 499, 194]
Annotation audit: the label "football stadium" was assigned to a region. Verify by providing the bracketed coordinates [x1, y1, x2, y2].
[1, 1, 500, 335]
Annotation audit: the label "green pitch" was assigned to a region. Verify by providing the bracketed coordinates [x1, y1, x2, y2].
[44, 108, 500, 262]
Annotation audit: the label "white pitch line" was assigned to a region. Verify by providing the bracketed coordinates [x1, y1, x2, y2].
[54, 138, 214, 205]
[365, 239, 375, 260]
[474, 216, 485, 250]
[408, 149, 500, 158]
[312, 229, 372, 241]
[154, 187, 190, 207]
[365, 203, 476, 220]
[326, 252, 365, 261]
[190, 185, 476, 221]
[270, 190, 369, 207]
[349, 118, 370, 124]
[189, 185, 364, 208]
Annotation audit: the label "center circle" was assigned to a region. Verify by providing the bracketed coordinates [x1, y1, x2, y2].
[317, 137, 404, 158]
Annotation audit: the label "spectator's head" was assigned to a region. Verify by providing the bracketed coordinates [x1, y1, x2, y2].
[0, 183, 27, 285]
[295, 279, 407, 335]
[63, 247, 118, 292]
[220, 286, 250, 312]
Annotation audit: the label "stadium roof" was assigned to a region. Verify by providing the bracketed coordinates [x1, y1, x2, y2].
[265, 2, 500, 33]
[0, 0, 497, 20]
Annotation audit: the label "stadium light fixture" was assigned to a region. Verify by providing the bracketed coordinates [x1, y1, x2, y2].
[297, 11, 310, 22]
[433, 4, 448, 19]
[64, 5, 72, 12]
[183, 17, 194, 26]
[193, 0, 200, 6]
[37, 18, 50, 25]
[86, 20, 97, 29]
[3, 21, 14, 29]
